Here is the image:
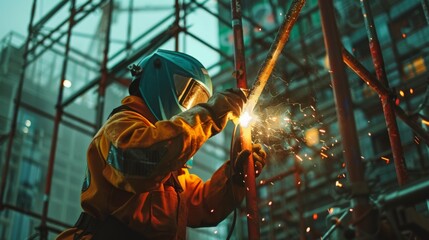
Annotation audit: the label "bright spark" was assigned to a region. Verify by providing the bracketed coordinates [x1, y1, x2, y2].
[239, 111, 253, 127]
[381, 156, 390, 164]
[335, 181, 343, 187]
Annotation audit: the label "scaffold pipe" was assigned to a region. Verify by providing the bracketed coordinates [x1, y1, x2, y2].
[343, 48, 429, 146]
[360, 0, 408, 186]
[0, 0, 37, 210]
[231, 0, 306, 238]
[96, 0, 113, 128]
[40, 1, 76, 239]
[318, 0, 377, 237]
[230, 0, 259, 238]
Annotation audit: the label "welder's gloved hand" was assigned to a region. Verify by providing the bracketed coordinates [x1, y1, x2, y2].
[200, 88, 247, 128]
[232, 143, 267, 186]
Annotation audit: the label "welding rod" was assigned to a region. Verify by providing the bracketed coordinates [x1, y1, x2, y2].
[245, 0, 307, 113]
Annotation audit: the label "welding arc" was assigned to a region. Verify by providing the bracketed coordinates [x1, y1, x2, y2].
[245, 0, 306, 114]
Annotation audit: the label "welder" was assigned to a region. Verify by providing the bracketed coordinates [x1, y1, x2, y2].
[56, 49, 266, 240]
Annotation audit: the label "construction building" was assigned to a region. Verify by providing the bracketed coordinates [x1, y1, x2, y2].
[0, 0, 428, 239]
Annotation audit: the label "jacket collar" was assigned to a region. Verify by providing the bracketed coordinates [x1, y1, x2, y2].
[121, 96, 158, 124]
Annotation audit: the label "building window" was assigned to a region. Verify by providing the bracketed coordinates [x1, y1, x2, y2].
[402, 56, 427, 80]
[390, 6, 426, 41]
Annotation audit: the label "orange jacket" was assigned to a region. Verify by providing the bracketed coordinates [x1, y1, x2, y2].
[57, 96, 245, 240]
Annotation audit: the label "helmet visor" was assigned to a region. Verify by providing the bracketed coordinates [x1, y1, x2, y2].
[174, 74, 211, 110]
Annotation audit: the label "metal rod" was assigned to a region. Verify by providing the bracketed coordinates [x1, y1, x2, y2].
[230, 0, 259, 238]
[18, 101, 95, 135]
[321, 210, 350, 240]
[342, 48, 429, 146]
[2, 203, 71, 229]
[379, 177, 429, 208]
[245, 0, 306, 113]
[318, 0, 377, 237]
[32, 0, 68, 33]
[175, 0, 180, 51]
[126, 0, 133, 57]
[39, 1, 75, 239]
[295, 159, 305, 240]
[0, 0, 37, 210]
[62, 23, 182, 108]
[96, 0, 113, 128]
[27, 0, 101, 65]
[183, 29, 233, 61]
[27, 0, 93, 56]
[257, 167, 297, 187]
[360, 0, 408, 186]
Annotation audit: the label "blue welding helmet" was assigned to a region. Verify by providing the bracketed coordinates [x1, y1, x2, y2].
[129, 49, 212, 120]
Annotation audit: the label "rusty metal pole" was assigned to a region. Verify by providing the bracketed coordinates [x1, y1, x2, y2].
[230, 0, 260, 238]
[294, 160, 305, 240]
[318, 0, 377, 238]
[0, 0, 37, 209]
[96, 0, 113, 128]
[342, 48, 429, 147]
[231, 0, 306, 238]
[125, 0, 133, 57]
[40, 1, 75, 239]
[360, 0, 408, 186]
[175, 0, 180, 51]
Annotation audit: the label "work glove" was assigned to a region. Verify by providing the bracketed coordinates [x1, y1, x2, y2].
[232, 143, 267, 185]
[199, 88, 247, 129]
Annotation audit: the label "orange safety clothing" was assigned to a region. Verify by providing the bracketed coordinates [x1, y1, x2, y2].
[57, 95, 245, 240]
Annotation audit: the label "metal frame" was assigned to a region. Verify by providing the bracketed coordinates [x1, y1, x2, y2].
[1, 0, 429, 239]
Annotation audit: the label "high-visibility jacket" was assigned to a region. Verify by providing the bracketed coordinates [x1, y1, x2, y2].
[56, 95, 245, 240]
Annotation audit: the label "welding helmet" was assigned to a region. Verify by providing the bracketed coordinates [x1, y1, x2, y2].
[128, 49, 213, 120]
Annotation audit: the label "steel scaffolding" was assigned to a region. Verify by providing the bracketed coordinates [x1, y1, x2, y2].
[1, 0, 429, 239]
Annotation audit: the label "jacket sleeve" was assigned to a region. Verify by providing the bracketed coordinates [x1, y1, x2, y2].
[183, 161, 245, 227]
[100, 104, 232, 193]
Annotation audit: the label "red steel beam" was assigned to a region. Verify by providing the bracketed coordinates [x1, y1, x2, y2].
[342, 48, 429, 146]
[96, 1, 113, 128]
[230, 0, 259, 238]
[0, 0, 37, 210]
[39, 1, 76, 239]
[231, 0, 306, 238]
[360, 0, 408, 186]
[318, 0, 377, 237]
